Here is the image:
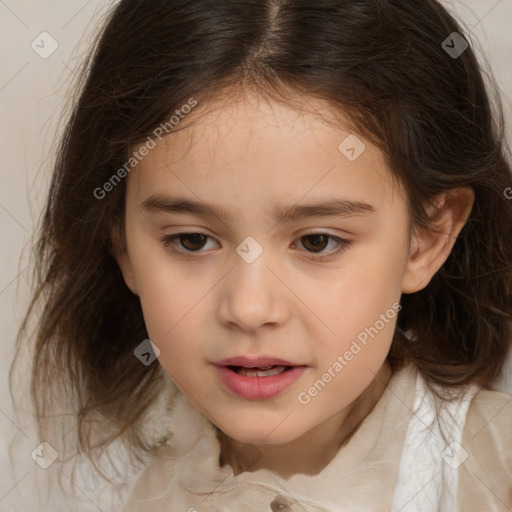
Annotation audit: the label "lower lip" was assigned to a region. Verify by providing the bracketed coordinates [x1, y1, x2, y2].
[215, 365, 307, 400]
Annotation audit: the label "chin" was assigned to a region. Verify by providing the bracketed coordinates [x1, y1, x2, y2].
[219, 421, 301, 446]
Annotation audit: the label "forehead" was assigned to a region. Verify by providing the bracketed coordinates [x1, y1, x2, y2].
[127, 91, 405, 220]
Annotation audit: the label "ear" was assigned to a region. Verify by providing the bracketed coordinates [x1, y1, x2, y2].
[401, 187, 474, 294]
[110, 222, 139, 295]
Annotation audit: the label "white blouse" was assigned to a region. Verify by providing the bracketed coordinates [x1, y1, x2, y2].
[120, 363, 512, 511]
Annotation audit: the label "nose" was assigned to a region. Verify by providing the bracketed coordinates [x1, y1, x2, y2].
[216, 248, 291, 333]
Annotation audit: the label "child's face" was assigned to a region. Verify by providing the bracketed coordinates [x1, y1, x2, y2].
[119, 91, 413, 445]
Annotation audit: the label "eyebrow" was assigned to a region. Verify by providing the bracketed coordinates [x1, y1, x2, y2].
[141, 194, 376, 223]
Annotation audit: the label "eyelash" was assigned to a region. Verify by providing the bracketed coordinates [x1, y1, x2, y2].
[160, 232, 352, 261]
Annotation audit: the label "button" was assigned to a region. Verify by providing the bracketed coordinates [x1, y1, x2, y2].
[270, 494, 293, 511]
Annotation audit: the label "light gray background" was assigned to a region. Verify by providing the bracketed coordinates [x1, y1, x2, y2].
[1, 0, 512, 509]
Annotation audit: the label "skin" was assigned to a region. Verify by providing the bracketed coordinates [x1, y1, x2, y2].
[114, 89, 474, 478]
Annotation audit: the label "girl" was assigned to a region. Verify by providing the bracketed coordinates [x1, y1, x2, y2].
[11, 0, 512, 510]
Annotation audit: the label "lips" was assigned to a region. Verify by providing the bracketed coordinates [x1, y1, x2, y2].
[213, 355, 308, 399]
[214, 356, 300, 368]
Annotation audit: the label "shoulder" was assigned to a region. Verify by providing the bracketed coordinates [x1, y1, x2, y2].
[458, 388, 512, 511]
[463, 387, 512, 457]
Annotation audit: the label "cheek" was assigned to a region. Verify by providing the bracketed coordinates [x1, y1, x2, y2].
[310, 233, 407, 381]
[137, 275, 193, 346]
[319, 237, 407, 334]
[127, 242, 211, 378]
[126, 237, 190, 342]
[136, 278, 203, 381]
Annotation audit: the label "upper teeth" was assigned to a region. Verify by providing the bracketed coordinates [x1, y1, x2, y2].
[237, 365, 287, 377]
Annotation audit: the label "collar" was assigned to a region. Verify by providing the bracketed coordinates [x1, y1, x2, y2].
[123, 363, 419, 511]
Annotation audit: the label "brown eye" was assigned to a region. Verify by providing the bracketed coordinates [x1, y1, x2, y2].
[300, 234, 330, 253]
[294, 232, 351, 260]
[161, 232, 217, 253]
[178, 233, 208, 251]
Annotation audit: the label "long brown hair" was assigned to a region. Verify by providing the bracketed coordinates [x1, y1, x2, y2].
[12, 0, 512, 469]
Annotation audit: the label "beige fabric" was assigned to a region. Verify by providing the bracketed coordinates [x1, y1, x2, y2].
[389, 370, 480, 511]
[458, 389, 512, 511]
[121, 364, 512, 511]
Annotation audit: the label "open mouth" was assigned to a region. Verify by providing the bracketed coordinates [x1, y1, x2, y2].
[216, 363, 307, 399]
[227, 365, 293, 377]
